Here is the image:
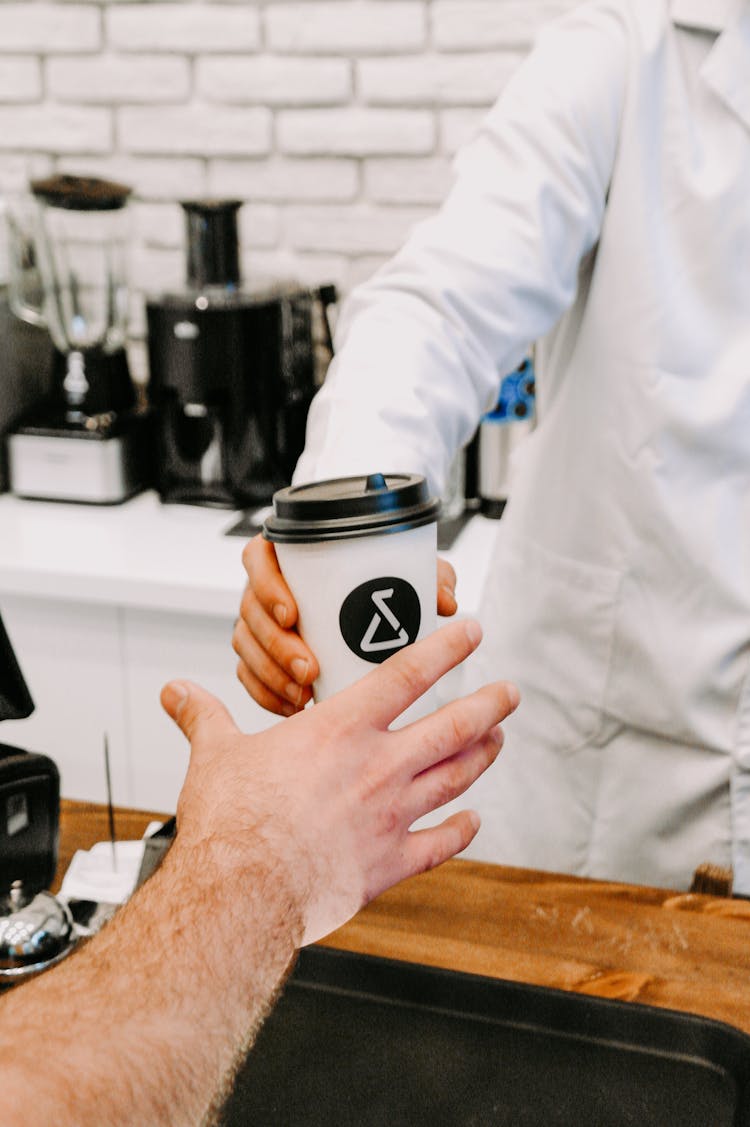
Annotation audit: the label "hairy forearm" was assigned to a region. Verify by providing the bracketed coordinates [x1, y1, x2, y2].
[0, 834, 302, 1127]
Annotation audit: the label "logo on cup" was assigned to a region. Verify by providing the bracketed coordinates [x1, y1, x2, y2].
[339, 577, 421, 664]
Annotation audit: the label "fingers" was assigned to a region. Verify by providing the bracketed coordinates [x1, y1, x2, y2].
[370, 810, 481, 898]
[160, 679, 240, 744]
[437, 557, 457, 617]
[406, 811, 482, 875]
[236, 656, 308, 718]
[234, 539, 319, 712]
[351, 618, 485, 729]
[241, 534, 299, 629]
[405, 725, 504, 824]
[233, 598, 316, 710]
[401, 680, 519, 778]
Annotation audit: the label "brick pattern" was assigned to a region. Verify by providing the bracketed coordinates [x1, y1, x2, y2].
[0, 0, 580, 377]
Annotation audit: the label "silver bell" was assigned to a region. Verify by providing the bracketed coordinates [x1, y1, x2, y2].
[0, 881, 76, 984]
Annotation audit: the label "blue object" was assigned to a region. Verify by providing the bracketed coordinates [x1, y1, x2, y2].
[485, 356, 536, 423]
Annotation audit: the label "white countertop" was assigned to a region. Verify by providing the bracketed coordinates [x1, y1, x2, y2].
[0, 491, 500, 619]
[0, 491, 248, 616]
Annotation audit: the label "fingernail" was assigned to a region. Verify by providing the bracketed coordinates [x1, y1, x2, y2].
[506, 684, 521, 711]
[274, 603, 288, 627]
[163, 681, 189, 714]
[468, 810, 481, 833]
[280, 702, 297, 717]
[441, 584, 457, 605]
[464, 620, 482, 646]
[290, 657, 309, 684]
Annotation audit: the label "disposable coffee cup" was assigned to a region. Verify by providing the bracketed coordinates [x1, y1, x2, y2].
[263, 472, 440, 722]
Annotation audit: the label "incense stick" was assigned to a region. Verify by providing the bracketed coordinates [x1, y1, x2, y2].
[103, 732, 117, 872]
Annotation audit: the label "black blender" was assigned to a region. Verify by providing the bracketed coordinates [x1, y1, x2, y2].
[146, 199, 336, 509]
[6, 174, 153, 504]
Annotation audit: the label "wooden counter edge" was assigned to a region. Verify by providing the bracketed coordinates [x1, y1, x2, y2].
[56, 800, 750, 1037]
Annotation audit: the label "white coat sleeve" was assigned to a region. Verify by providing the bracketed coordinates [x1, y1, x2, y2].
[295, 0, 631, 493]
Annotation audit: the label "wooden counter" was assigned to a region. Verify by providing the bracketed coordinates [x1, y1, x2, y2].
[57, 799, 750, 1036]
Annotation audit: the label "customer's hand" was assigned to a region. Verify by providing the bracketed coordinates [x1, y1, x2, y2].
[232, 533, 458, 716]
[163, 617, 517, 945]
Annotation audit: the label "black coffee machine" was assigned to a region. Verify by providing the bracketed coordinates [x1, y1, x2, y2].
[146, 200, 336, 509]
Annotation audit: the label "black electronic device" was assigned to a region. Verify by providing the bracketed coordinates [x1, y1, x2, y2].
[0, 612, 75, 985]
[146, 199, 336, 508]
[0, 743, 59, 896]
[0, 611, 58, 897]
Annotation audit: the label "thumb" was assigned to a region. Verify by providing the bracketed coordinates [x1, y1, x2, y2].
[161, 680, 240, 744]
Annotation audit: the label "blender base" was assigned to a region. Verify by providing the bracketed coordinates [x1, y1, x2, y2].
[8, 408, 155, 505]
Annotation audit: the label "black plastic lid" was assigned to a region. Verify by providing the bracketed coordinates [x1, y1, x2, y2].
[263, 473, 441, 543]
[181, 199, 242, 289]
[30, 174, 132, 211]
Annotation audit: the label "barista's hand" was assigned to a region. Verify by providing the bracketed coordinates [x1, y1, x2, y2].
[163, 617, 518, 946]
[233, 534, 458, 716]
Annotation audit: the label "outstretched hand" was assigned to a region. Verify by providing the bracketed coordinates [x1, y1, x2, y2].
[163, 617, 518, 946]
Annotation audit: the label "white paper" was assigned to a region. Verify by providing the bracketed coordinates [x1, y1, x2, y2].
[60, 825, 163, 905]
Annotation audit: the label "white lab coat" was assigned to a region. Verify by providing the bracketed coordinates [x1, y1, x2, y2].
[296, 0, 750, 891]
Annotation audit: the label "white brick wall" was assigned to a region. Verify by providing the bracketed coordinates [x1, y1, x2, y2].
[364, 157, 454, 204]
[48, 55, 191, 103]
[265, 3, 426, 54]
[432, 1, 575, 49]
[107, 5, 261, 53]
[0, 58, 41, 101]
[0, 0, 581, 380]
[207, 157, 359, 202]
[0, 5, 100, 52]
[197, 56, 351, 106]
[277, 107, 435, 156]
[118, 105, 273, 157]
[357, 52, 523, 105]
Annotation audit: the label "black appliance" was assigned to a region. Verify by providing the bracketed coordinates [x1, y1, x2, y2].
[0, 743, 59, 897]
[6, 174, 155, 505]
[0, 287, 56, 493]
[0, 612, 74, 984]
[146, 199, 336, 508]
[0, 611, 58, 897]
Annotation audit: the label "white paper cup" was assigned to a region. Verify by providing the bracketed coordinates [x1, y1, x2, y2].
[264, 473, 440, 723]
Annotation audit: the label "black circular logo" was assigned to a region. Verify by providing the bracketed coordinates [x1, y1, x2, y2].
[339, 577, 421, 664]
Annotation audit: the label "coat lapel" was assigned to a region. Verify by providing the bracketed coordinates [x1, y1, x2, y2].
[672, 0, 750, 130]
[671, 0, 736, 33]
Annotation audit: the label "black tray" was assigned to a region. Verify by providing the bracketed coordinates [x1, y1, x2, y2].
[221, 946, 750, 1127]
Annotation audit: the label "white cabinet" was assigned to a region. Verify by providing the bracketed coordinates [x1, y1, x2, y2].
[0, 593, 276, 812]
[0, 594, 131, 805]
[0, 492, 276, 812]
[120, 606, 275, 811]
